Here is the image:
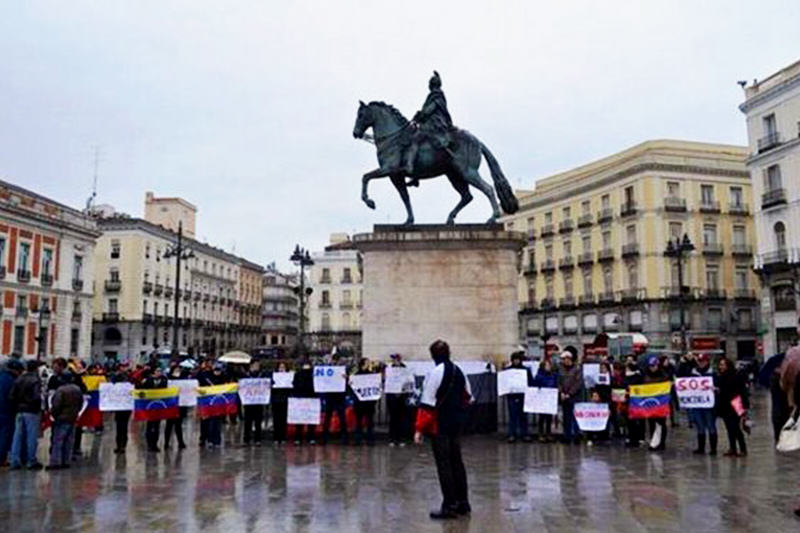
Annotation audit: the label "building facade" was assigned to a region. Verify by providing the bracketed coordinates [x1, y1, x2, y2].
[237, 259, 265, 351]
[144, 191, 197, 238]
[741, 59, 800, 356]
[307, 234, 362, 355]
[261, 264, 300, 355]
[504, 140, 760, 359]
[0, 180, 98, 360]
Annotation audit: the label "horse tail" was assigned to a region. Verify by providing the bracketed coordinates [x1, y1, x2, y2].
[480, 142, 519, 215]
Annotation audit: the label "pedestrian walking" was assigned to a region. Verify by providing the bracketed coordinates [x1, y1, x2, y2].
[717, 357, 748, 457]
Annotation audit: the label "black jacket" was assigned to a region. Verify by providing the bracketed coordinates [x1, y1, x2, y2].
[292, 367, 315, 398]
[141, 375, 168, 389]
[10, 371, 42, 414]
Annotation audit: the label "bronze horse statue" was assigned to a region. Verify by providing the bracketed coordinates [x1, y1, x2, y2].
[353, 101, 518, 225]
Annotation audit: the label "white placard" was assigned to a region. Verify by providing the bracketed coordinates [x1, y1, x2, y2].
[313, 366, 346, 393]
[405, 361, 435, 377]
[349, 373, 382, 401]
[675, 377, 715, 409]
[238, 378, 271, 405]
[272, 371, 295, 389]
[497, 369, 529, 396]
[384, 366, 415, 394]
[574, 402, 610, 432]
[404, 361, 492, 377]
[583, 364, 601, 389]
[522, 360, 540, 378]
[287, 397, 321, 425]
[523, 387, 559, 415]
[596, 373, 610, 386]
[99, 383, 134, 411]
[168, 379, 199, 407]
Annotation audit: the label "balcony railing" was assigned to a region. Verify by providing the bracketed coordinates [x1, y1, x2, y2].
[527, 230, 536, 242]
[558, 256, 574, 270]
[699, 201, 721, 214]
[341, 276, 353, 284]
[703, 288, 726, 300]
[41, 273, 53, 287]
[17, 269, 31, 283]
[578, 214, 593, 228]
[597, 248, 614, 262]
[730, 244, 752, 257]
[340, 302, 354, 309]
[664, 197, 686, 212]
[540, 259, 555, 273]
[559, 296, 576, 308]
[598, 291, 616, 304]
[762, 188, 787, 208]
[165, 287, 174, 298]
[319, 302, 332, 309]
[728, 203, 749, 216]
[662, 286, 696, 300]
[15, 307, 28, 318]
[579, 294, 594, 306]
[102, 312, 120, 322]
[154, 284, 164, 296]
[540, 297, 556, 309]
[143, 281, 153, 294]
[733, 289, 756, 300]
[540, 224, 554, 238]
[72, 278, 83, 291]
[71, 311, 82, 322]
[620, 202, 637, 217]
[142, 313, 153, 323]
[577, 252, 594, 266]
[762, 248, 790, 265]
[320, 276, 331, 284]
[559, 219, 574, 233]
[758, 131, 782, 153]
[597, 208, 613, 223]
[775, 298, 796, 312]
[620, 288, 643, 302]
[104, 279, 122, 292]
[621, 243, 639, 257]
[702, 243, 724, 256]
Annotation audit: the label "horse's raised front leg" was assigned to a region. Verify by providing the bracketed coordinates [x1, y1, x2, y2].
[361, 168, 392, 210]
[390, 174, 414, 225]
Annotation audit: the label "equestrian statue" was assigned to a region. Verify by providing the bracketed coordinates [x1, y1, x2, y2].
[353, 71, 519, 225]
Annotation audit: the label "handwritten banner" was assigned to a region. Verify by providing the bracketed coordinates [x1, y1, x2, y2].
[583, 364, 600, 389]
[574, 402, 610, 432]
[497, 369, 529, 396]
[168, 379, 199, 407]
[238, 378, 271, 405]
[99, 382, 134, 411]
[523, 387, 559, 415]
[287, 397, 321, 425]
[384, 366, 415, 394]
[272, 371, 295, 389]
[313, 366, 346, 393]
[675, 377, 715, 409]
[350, 373, 382, 401]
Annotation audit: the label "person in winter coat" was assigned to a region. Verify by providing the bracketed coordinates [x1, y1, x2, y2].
[271, 362, 290, 444]
[291, 359, 317, 445]
[643, 355, 669, 451]
[320, 354, 349, 446]
[689, 353, 718, 455]
[716, 357, 749, 457]
[533, 359, 558, 442]
[385, 354, 412, 446]
[109, 363, 133, 454]
[352, 358, 378, 445]
[505, 352, 533, 443]
[624, 355, 645, 448]
[141, 366, 168, 452]
[164, 362, 187, 449]
[558, 352, 583, 444]
[9, 360, 43, 470]
[47, 373, 83, 470]
[242, 361, 266, 446]
[0, 359, 23, 466]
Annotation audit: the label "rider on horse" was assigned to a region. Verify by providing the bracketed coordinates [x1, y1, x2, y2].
[404, 71, 454, 184]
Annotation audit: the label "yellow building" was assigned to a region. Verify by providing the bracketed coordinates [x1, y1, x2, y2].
[504, 140, 759, 358]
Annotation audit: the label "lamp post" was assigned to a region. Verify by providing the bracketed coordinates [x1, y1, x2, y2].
[665, 233, 695, 356]
[34, 301, 51, 361]
[163, 221, 195, 358]
[290, 245, 314, 357]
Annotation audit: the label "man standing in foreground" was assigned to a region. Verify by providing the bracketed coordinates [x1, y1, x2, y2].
[414, 339, 473, 520]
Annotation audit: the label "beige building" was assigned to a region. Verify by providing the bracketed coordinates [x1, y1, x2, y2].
[238, 259, 265, 350]
[307, 234, 362, 355]
[741, 59, 800, 355]
[0, 179, 98, 360]
[144, 191, 197, 238]
[504, 140, 759, 359]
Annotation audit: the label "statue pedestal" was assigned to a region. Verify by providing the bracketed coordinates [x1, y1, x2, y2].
[353, 224, 525, 363]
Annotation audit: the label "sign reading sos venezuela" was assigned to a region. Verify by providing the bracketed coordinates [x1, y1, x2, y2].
[675, 376, 715, 409]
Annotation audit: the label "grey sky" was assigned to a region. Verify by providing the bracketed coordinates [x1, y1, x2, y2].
[1, 1, 798, 270]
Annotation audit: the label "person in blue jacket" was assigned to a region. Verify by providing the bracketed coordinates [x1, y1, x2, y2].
[533, 358, 558, 442]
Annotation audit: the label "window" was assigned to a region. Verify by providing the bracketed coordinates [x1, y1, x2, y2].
[707, 309, 723, 330]
[109, 268, 120, 282]
[164, 304, 169, 318]
[110, 240, 120, 259]
[527, 282, 536, 304]
[145, 243, 150, 259]
[42, 248, 53, 277]
[562, 206, 571, 219]
[706, 266, 719, 290]
[603, 267, 613, 292]
[582, 235, 591, 253]
[602, 230, 611, 249]
[730, 186, 743, 207]
[343, 267, 352, 282]
[545, 244, 553, 260]
[583, 269, 592, 294]
[601, 194, 610, 209]
[13, 325, 24, 354]
[17, 295, 27, 312]
[564, 274, 573, 297]
[763, 113, 777, 135]
[143, 300, 148, 313]
[342, 289, 351, 304]
[581, 201, 590, 215]
[321, 268, 331, 282]
[342, 312, 351, 328]
[733, 225, 746, 246]
[545, 316, 558, 333]
[527, 217, 535, 231]
[321, 313, 331, 331]
[703, 224, 717, 245]
[765, 165, 782, 191]
[154, 302, 159, 316]
[667, 182, 680, 198]
[701, 185, 714, 205]
[545, 276, 554, 299]
[70, 328, 79, 356]
[322, 290, 330, 305]
[738, 309, 753, 330]
[669, 222, 682, 240]
[775, 222, 787, 250]
[544, 212, 552, 224]
[629, 310, 643, 326]
[626, 225, 636, 244]
[19, 242, 30, 272]
[624, 186, 634, 207]
[0, 237, 5, 266]
[73, 255, 83, 280]
[109, 299, 118, 313]
[562, 240, 571, 257]
[627, 262, 638, 288]
[735, 268, 748, 289]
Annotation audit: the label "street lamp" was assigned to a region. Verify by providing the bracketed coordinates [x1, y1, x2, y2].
[163, 221, 195, 358]
[33, 301, 51, 361]
[290, 245, 314, 357]
[665, 233, 695, 355]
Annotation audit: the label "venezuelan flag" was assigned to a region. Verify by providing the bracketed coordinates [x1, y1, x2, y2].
[197, 383, 239, 419]
[628, 381, 672, 419]
[133, 387, 180, 421]
[77, 375, 107, 427]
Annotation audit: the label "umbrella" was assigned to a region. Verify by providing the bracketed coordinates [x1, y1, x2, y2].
[219, 351, 252, 364]
[179, 359, 197, 369]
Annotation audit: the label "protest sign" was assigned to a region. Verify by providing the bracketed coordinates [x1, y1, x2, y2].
[384, 366, 415, 394]
[522, 360, 540, 378]
[497, 369, 529, 396]
[287, 397, 321, 425]
[349, 373, 382, 401]
[99, 382, 134, 411]
[238, 378, 271, 405]
[313, 366, 347, 393]
[674, 376, 715, 409]
[583, 364, 600, 388]
[523, 387, 559, 415]
[596, 373, 610, 386]
[168, 379, 199, 407]
[574, 402, 610, 432]
[272, 371, 295, 389]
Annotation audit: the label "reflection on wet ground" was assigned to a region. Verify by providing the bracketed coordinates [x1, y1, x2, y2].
[1, 394, 798, 532]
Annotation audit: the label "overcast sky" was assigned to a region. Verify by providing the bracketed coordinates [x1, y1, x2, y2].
[1, 1, 798, 270]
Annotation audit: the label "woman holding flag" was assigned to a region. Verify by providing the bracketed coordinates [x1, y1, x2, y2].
[641, 355, 670, 451]
[141, 366, 169, 452]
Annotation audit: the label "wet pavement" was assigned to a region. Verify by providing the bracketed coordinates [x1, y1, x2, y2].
[2, 392, 799, 532]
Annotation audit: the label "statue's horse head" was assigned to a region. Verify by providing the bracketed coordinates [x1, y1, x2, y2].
[353, 101, 409, 141]
[353, 100, 372, 139]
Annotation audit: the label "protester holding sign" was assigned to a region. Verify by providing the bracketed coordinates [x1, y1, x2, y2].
[717, 357, 749, 457]
[140, 366, 170, 452]
[241, 361, 268, 446]
[350, 359, 379, 445]
[685, 353, 718, 455]
[271, 362, 291, 444]
[504, 352, 533, 443]
[641, 355, 669, 451]
[108, 363, 133, 454]
[624, 355, 645, 448]
[164, 362, 188, 450]
[582, 390, 610, 444]
[558, 352, 584, 444]
[385, 354, 413, 446]
[317, 356, 349, 445]
[292, 360, 317, 445]
[532, 359, 558, 442]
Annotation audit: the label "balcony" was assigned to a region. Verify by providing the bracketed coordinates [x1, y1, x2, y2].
[71, 310, 82, 322]
[72, 278, 83, 291]
[165, 287, 174, 298]
[104, 279, 122, 292]
[762, 248, 791, 266]
[775, 297, 796, 312]
[558, 256, 575, 270]
[702, 243, 724, 256]
[728, 203, 749, 216]
[143, 281, 153, 294]
[733, 289, 756, 300]
[577, 214, 593, 228]
[620, 288, 643, 302]
[620, 202, 637, 218]
[540, 224, 554, 238]
[194, 291, 201, 301]
[17, 269, 31, 283]
[662, 286, 696, 300]
[341, 276, 353, 284]
[579, 294, 595, 306]
[559, 219, 574, 233]
[621, 243, 639, 257]
[102, 312, 120, 322]
[154, 284, 164, 296]
[527, 230, 536, 242]
[202, 293, 209, 302]
[762, 188, 786, 209]
[577, 252, 594, 266]
[319, 302, 332, 309]
[703, 288, 726, 300]
[757, 131, 782, 153]
[184, 291, 192, 301]
[559, 296, 576, 309]
[699, 201, 721, 214]
[15, 306, 28, 318]
[523, 264, 537, 277]
[41, 273, 53, 287]
[598, 291, 616, 304]
[597, 248, 614, 262]
[540, 259, 555, 273]
[142, 313, 153, 323]
[320, 276, 332, 284]
[731, 244, 752, 257]
[540, 297, 556, 309]
[340, 302, 354, 309]
[597, 208, 613, 224]
[664, 197, 686, 212]
[211, 295, 218, 304]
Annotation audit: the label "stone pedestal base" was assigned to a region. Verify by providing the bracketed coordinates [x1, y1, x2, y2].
[354, 224, 525, 362]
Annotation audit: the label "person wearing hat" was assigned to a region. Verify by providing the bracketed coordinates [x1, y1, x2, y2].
[643, 354, 668, 451]
[689, 353, 718, 455]
[0, 359, 24, 466]
[505, 351, 533, 443]
[558, 351, 583, 444]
